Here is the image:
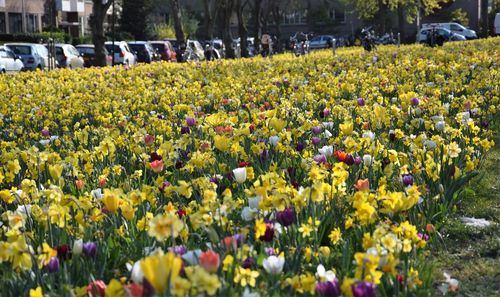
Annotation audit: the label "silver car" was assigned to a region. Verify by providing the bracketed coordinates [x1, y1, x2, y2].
[0, 46, 24, 73]
[5, 43, 47, 70]
[54, 44, 84, 69]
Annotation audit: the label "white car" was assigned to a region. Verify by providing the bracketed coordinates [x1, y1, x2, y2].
[0, 45, 24, 73]
[308, 35, 334, 49]
[417, 27, 466, 43]
[495, 13, 500, 35]
[105, 41, 137, 66]
[422, 23, 477, 39]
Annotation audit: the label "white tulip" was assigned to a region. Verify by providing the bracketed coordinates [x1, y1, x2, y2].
[241, 207, 257, 221]
[233, 167, 247, 184]
[363, 154, 372, 166]
[436, 121, 445, 131]
[324, 129, 332, 139]
[318, 145, 333, 157]
[131, 261, 144, 283]
[262, 255, 285, 275]
[316, 264, 336, 282]
[269, 136, 280, 146]
[362, 131, 375, 141]
[73, 239, 83, 256]
[182, 250, 202, 265]
[91, 188, 103, 199]
[248, 196, 262, 209]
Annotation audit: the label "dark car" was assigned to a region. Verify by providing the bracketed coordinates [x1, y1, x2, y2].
[128, 41, 160, 63]
[150, 40, 177, 62]
[76, 44, 112, 67]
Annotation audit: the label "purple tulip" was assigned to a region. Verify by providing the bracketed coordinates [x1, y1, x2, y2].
[41, 129, 50, 137]
[410, 97, 419, 107]
[315, 279, 341, 297]
[259, 223, 274, 242]
[314, 154, 327, 164]
[168, 245, 187, 255]
[209, 176, 219, 184]
[295, 142, 305, 152]
[354, 156, 362, 165]
[186, 117, 196, 127]
[180, 126, 190, 134]
[357, 98, 365, 106]
[276, 208, 295, 227]
[46, 256, 59, 272]
[312, 126, 322, 135]
[82, 242, 97, 258]
[265, 247, 276, 256]
[233, 234, 244, 246]
[242, 257, 256, 269]
[312, 137, 321, 146]
[345, 154, 355, 166]
[352, 281, 376, 297]
[402, 174, 414, 186]
[323, 108, 331, 117]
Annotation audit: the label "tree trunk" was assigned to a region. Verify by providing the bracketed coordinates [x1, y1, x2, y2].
[91, 0, 112, 67]
[480, 0, 489, 36]
[236, 0, 249, 57]
[272, 2, 282, 53]
[397, 5, 405, 41]
[221, 0, 235, 59]
[252, 0, 263, 48]
[203, 0, 214, 39]
[169, 0, 185, 44]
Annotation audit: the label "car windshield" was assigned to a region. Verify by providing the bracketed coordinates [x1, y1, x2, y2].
[310, 37, 322, 42]
[129, 44, 145, 52]
[105, 45, 121, 54]
[77, 47, 95, 55]
[8, 45, 31, 55]
[151, 44, 165, 51]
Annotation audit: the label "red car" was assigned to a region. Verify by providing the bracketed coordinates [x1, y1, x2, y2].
[150, 40, 177, 62]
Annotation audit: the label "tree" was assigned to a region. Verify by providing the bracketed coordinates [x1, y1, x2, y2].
[251, 0, 264, 48]
[202, 0, 218, 39]
[90, 0, 113, 67]
[344, 0, 449, 24]
[121, 0, 152, 40]
[236, 0, 250, 57]
[219, 0, 236, 59]
[169, 0, 185, 45]
[43, 0, 57, 30]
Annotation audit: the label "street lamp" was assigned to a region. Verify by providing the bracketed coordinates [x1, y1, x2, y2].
[111, 0, 115, 65]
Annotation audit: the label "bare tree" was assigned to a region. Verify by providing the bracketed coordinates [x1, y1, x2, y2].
[236, 0, 250, 57]
[220, 0, 236, 58]
[251, 0, 264, 48]
[202, 0, 218, 39]
[169, 0, 185, 44]
[90, 0, 113, 66]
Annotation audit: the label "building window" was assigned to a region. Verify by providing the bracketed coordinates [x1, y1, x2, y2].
[0, 13, 6, 33]
[8, 13, 23, 33]
[335, 9, 346, 23]
[283, 10, 307, 25]
[27, 14, 38, 33]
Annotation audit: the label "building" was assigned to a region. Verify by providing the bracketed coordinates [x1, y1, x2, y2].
[0, 0, 44, 34]
[0, 0, 94, 37]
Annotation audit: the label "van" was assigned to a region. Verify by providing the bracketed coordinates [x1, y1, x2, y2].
[495, 13, 500, 35]
[422, 22, 477, 39]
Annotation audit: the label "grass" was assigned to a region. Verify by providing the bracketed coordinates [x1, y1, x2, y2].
[431, 131, 500, 296]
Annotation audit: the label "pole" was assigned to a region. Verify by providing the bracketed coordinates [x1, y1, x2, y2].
[332, 38, 336, 56]
[397, 33, 400, 47]
[111, 0, 115, 65]
[21, 0, 25, 32]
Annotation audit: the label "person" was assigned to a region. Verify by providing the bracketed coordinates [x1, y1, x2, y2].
[261, 33, 272, 57]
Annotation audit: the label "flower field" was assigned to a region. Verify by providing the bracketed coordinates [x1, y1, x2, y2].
[0, 38, 498, 297]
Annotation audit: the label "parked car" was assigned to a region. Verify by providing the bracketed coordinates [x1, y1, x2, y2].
[5, 43, 48, 70]
[417, 27, 466, 44]
[309, 35, 334, 49]
[104, 41, 137, 66]
[128, 41, 160, 63]
[76, 44, 112, 67]
[422, 23, 477, 39]
[150, 40, 177, 62]
[187, 40, 205, 61]
[53, 44, 84, 69]
[0, 45, 24, 73]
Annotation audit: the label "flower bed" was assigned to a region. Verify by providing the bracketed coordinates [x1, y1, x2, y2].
[0, 38, 498, 297]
